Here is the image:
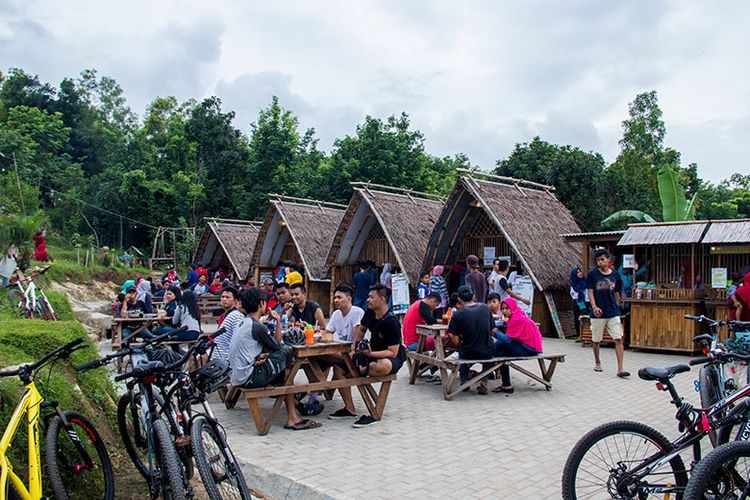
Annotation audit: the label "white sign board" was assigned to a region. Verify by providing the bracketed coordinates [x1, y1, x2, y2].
[483, 247, 496, 266]
[622, 254, 635, 269]
[513, 275, 534, 316]
[391, 273, 410, 313]
[711, 268, 728, 289]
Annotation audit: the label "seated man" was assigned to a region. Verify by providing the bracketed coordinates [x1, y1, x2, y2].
[325, 283, 365, 342]
[228, 287, 321, 431]
[192, 274, 210, 296]
[402, 293, 440, 351]
[273, 282, 292, 316]
[213, 287, 244, 361]
[448, 285, 496, 395]
[153, 279, 169, 299]
[332, 284, 405, 427]
[118, 285, 153, 340]
[287, 283, 326, 329]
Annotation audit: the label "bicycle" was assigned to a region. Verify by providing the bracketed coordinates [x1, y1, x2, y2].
[683, 440, 750, 499]
[561, 350, 750, 499]
[6, 267, 56, 321]
[0, 336, 114, 500]
[688, 316, 750, 447]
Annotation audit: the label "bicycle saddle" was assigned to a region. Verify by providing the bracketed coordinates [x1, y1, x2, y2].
[638, 364, 690, 382]
[130, 360, 165, 377]
[693, 334, 713, 344]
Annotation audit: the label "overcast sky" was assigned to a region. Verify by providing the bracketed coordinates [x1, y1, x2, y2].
[2, 1, 748, 182]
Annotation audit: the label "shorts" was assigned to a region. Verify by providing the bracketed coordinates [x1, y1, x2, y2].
[352, 353, 405, 375]
[244, 347, 292, 388]
[590, 317, 623, 342]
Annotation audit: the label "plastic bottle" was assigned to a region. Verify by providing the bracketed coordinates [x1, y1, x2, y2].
[281, 314, 288, 334]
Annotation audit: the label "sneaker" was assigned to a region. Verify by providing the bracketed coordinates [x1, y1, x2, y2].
[352, 415, 378, 428]
[328, 408, 357, 419]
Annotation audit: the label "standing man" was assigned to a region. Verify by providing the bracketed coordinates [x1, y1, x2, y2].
[287, 283, 327, 329]
[352, 262, 375, 310]
[464, 255, 487, 304]
[213, 287, 244, 360]
[587, 249, 628, 378]
[494, 260, 531, 306]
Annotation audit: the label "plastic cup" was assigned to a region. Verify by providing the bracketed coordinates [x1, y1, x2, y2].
[305, 328, 315, 345]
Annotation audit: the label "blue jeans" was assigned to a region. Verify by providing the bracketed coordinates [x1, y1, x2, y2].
[458, 347, 494, 383]
[122, 326, 154, 342]
[170, 329, 200, 342]
[153, 326, 176, 336]
[1, 277, 8, 287]
[494, 333, 540, 386]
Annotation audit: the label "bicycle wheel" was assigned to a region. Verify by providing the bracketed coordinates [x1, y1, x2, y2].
[191, 415, 251, 500]
[35, 292, 57, 321]
[117, 392, 150, 480]
[8, 290, 31, 319]
[561, 420, 688, 500]
[684, 441, 750, 500]
[45, 410, 115, 500]
[152, 418, 190, 500]
[159, 389, 195, 481]
[700, 365, 723, 447]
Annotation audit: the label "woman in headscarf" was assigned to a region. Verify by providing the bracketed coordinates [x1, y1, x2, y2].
[135, 279, 154, 314]
[154, 285, 182, 335]
[170, 290, 201, 343]
[492, 297, 543, 393]
[429, 265, 449, 317]
[570, 266, 589, 337]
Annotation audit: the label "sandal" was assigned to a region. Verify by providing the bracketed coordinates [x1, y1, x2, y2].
[492, 386, 514, 394]
[594, 365, 603, 372]
[617, 371, 630, 378]
[284, 419, 322, 431]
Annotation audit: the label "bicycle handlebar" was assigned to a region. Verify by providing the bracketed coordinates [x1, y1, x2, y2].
[74, 328, 187, 372]
[689, 356, 713, 366]
[689, 350, 750, 366]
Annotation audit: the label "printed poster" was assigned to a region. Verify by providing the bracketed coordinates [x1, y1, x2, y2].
[622, 254, 635, 269]
[711, 268, 728, 289]
[513, 275, 534, 316]
[483, 247, 496, 266]
[391, 273, 410, 313]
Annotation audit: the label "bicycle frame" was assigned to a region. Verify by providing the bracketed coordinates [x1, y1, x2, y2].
[0, 382, 44, 500]
[10, 276, 55, 321]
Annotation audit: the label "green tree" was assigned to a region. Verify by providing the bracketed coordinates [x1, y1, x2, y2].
[697, 173, 750, 220]
[494, 136, 607, 230]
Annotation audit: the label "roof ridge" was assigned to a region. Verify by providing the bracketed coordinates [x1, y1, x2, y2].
[456, 168, 556, 192]
[269, 194, 348, 209]
[350, 181, 446, 202]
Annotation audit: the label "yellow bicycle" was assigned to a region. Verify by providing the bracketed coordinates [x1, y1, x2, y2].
[0, 337, 114, 500]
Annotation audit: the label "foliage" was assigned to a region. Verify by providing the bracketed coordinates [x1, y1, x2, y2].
[0, 211, 48, 270]
[657, 164, 696, 221]
[494, 137, 607, 230]
[601, 210, 657, 227]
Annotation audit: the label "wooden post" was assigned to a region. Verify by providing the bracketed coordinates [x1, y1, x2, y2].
[330, 266, 337, 314]
[582, 238, 590, 271]
[691, 244, 695, 290]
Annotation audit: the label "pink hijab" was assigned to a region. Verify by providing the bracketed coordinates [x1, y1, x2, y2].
[432, 265, 444, 276]
[502, 297, 543, 353]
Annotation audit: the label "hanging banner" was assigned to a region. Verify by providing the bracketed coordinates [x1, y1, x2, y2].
[513, 275, 534, 316]
[483, 247, 496, 266]
[391, 273, 410, 314]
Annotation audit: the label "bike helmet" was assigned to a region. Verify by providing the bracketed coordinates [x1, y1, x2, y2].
[190, 359, 230, 394]
[283, 326, 306, 346]
[146, 346, 183, 386]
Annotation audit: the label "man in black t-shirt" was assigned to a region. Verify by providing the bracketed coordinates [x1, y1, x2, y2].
[347, 284, 406, 427]
[448, 285, 496, 394]
[287, 283, 327, 329]
[118, 285, 154, 340]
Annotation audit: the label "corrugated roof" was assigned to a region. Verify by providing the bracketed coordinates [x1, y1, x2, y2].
[561, 230, 626, 240]
[701, 219, 750, 244]
[618, 222, 708, 246]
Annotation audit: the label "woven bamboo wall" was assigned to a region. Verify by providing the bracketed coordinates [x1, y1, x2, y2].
[455, 210, 516, 266]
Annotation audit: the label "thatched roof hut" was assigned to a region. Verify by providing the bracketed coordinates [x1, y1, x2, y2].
[422, 171, 582, 337]
[193, 218, 261, 281]
[251, 195, 346, 314]
[325, 183, 445, 305]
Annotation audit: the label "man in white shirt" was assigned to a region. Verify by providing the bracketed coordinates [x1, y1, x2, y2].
[326, 283, 365, 341]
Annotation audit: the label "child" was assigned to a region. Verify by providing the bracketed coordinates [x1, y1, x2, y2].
[486, 293, 504, 336]
[417, 272, 430, 299]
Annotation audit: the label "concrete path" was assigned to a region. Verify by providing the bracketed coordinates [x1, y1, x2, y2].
[214, 339, 705, 499]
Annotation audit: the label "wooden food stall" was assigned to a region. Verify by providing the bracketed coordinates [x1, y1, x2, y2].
[619, 221, 708, 353]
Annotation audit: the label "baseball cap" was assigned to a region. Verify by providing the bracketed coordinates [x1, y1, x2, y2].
[126, 286, 137, 293]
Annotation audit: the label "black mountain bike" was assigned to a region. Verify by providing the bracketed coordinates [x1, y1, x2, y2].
[684, 440, 750, 499]
[562, 350, 750, 499]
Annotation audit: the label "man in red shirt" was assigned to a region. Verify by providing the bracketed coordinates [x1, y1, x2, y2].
[403, 293, 440, 351]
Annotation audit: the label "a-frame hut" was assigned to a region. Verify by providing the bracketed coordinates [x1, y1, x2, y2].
[251, 195, 346, 315]
[422, 170, 582, 337]
[193, 218, 261, 281]
[325, 183, 445, 309]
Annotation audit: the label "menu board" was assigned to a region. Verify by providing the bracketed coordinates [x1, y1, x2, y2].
[711, 268, 728, 289]
[513, 275, 534, 316]
[391, 273, 410, 313]
[622, 254, 635, 269]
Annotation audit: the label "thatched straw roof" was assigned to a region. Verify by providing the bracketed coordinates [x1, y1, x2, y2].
[252, 197, 346, 281]
[194, 218, 261, 280]
[618, 221, 708, 246]
[326, 185, 445, 285]
[423, 174, 581, 290]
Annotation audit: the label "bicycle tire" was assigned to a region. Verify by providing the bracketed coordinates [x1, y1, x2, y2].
[684, 441, 750, 500]
[700, 365, 722, 447]
[45, 410, 115, 500]
[152, 418, 190, 500]
[117, 392, 152, 480]
[561, 420, 688, 500]
[159, 387, 195, 481]
[8, 290, 31, 319]
[191, 415, 251, 500]
[36, 293, 57, 321]
[716, 400, 750, 445]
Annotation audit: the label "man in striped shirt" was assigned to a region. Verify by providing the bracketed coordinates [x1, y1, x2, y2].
[213, 287, 244, 360]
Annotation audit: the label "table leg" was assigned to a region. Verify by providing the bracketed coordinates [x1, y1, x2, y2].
[509, 362, 552, 390]
[434, 334, 451, 391]
[372, 381, 392, 420]
[409, 334, 427, 384]
[246, 398, 268, 435]
[341, 352, 378, 417]
[245, 358, 304, 435]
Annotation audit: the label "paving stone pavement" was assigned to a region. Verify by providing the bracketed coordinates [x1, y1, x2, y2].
[212, 339, 708, 499]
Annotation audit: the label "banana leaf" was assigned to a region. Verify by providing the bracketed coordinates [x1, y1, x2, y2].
[601, 210, 657, 228]
[657, 165, 688, 221]
[685, 193, 698, 219]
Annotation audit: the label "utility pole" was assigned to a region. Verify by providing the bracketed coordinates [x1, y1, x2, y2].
[12, 152, 25, 216]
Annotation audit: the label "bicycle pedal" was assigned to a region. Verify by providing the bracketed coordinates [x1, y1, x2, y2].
[175, 436, 192, 447]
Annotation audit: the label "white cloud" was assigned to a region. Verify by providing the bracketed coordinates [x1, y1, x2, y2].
[1, 0, 748, 182]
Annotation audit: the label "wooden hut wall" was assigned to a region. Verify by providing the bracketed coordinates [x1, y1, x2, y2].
[306, 280, 331, 316]
[254, 239, 302, 281]
[455, 210, 516, 267]
[647, 244, 709, 286]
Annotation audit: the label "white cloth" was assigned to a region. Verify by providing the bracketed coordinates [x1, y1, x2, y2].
[0, 255, 17, 279]
[172, 304, 201, 332]
[326, 306, 365, 342]
[488, 270, 502, 294]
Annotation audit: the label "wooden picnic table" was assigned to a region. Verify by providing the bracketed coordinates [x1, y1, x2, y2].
[407, 323, 565, 400]
[234, 340, 396, 435]
[111, 315, 172, 349]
